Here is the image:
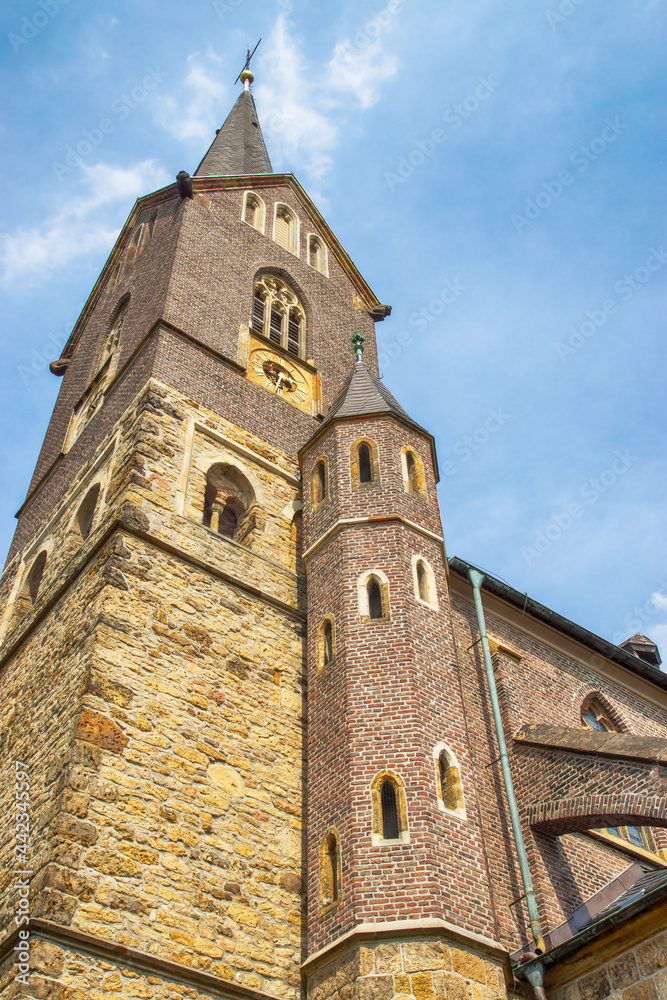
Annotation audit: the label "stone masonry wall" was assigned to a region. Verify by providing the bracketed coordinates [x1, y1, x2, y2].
[549, 923, 667, 1000]
[305, 937, 507, 1000]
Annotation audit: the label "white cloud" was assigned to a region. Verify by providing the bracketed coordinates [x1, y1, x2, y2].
[0, 160, 171, 288]
[147, 11, 401, 189]
[254, 14, 338, 185]
[153, 50, 228, 144]
[326, 37, 399, 109]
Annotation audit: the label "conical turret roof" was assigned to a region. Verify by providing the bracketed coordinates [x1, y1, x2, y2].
[194, 87, 273, 177]
[320, 360, 426, 434]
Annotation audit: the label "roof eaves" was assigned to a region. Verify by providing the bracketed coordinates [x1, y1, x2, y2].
[449, 556, 667, 692]
[514, 877, 667, 976]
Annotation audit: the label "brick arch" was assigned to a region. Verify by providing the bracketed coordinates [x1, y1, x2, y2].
[527, 793, 667, 836]
[575, 685, 630, 732]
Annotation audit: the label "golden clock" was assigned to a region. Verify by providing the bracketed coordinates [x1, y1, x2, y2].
[251, 349, 309, 405]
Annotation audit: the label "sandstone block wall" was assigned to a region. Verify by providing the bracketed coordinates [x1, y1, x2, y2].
[549, 924, 667, 1000]
[305, 937, 507, 1000]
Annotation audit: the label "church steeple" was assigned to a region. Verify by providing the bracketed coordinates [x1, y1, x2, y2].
[194, 69, 273, 177]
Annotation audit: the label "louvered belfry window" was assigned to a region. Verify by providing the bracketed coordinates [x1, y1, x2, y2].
[269, 307, 283, 345]
[252, 292, 265, 334]
[252, 275, 305, 358]
[274, 206, 295, 252]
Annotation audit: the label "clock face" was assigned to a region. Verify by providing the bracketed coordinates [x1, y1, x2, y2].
[251, 350, 309, 404]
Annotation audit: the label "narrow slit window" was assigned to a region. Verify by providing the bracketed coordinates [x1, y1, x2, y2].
[76, 484, 100, 540]
[358, 443, 372, 483]
[367, 578, 383, 619]
[323, 620, 333, 666]
[312, 460, 327, 506]
[380, 780, 399, 840]
[417, 560, 429, 602]
[27, 552, 47, 602]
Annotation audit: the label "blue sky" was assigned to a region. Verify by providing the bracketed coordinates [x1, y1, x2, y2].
[1, 0, 665, 654]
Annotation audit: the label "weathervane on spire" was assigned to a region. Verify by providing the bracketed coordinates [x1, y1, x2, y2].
[351, 332, 366, 361]
[235, 38, 262, 89]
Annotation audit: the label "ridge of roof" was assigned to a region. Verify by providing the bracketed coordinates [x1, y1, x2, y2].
[194, 89, 273, 178]
[449, 556, 667, 692]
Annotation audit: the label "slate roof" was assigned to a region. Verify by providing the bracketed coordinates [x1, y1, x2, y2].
[194, 89, 273, 177]
[320, 360, 426, 434]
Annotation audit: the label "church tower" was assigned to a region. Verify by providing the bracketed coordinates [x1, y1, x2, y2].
[3, 63, 667, 1000]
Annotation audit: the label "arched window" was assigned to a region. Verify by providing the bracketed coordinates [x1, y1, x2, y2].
[358, 570, 390, 622]
[412, 556, 437, 609]
[27, 551, 47, 603]
[273, 204, 299, 255]
[402, 447, 426, 497]
[76, 483, 101, 540]
[251, 274, 305, 358]
[367, 578, 383, 620]
[434, 744, 466, 818]
[350, 438, 379, 490]
[311, 459, 328, 508]
[308, 234, 328, 275]
[380, 779, 399, 840]
[417, 560, 428, 601]
[319, 830, 340, 910]
[242, 191, 266, 233]
[203, 464, 254, 543]
[370, 771, 409, 845]
[581, 697, 653, 852]
[317, 616, 335, 672]
[581, 699, 614, 732]
[359, 444, 372, 483]
[100, 297, 129, 373]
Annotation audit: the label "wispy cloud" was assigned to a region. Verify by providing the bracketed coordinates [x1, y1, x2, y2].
[153, 10, 401, 189]
[254, 14, 339, 185]
[0, 160, 171, 288]
[326, 35, 399, 109]
[153, 49, 228, 144]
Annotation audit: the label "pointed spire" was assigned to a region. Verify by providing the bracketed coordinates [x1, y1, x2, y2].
[194, 68, 273, 178]
[320, 356, 426, 434]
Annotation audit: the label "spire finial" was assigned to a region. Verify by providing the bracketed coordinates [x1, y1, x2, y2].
[235, 39, 261, 89]
[351, 332, 366, 361]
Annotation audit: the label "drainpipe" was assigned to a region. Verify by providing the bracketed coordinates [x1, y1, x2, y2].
[468, 568, 546, 958]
